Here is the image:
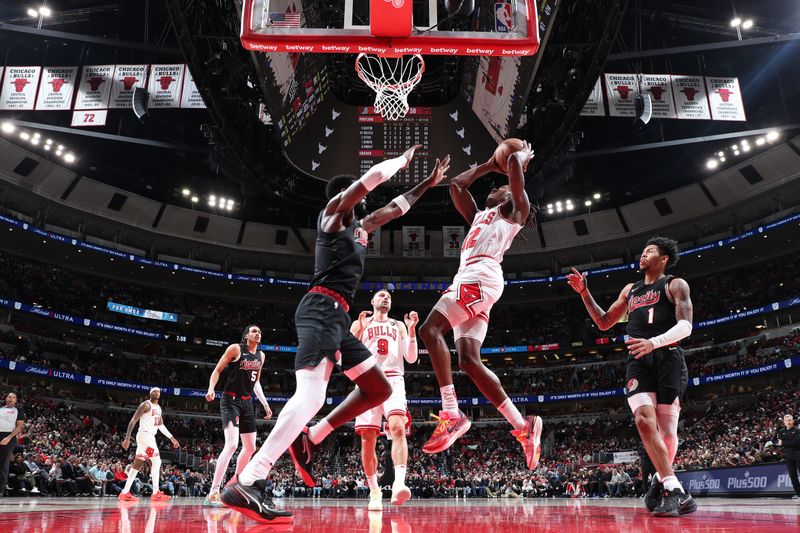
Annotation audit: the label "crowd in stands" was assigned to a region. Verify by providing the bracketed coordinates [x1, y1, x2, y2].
[2, 374, 797, 499]
[0, 251, 799, 349]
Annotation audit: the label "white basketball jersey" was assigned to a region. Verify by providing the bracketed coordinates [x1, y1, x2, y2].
[137, 400, 163, 435]
[459, 206, 521, 271]
[361, 319, 404, 377]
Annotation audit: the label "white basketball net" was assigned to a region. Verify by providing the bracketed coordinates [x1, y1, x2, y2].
[355, 53, 425, 121]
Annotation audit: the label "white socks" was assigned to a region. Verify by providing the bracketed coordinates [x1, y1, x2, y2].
[498, 398, 526, 431]
[393, 465, 407, 487]
[122, 467, 139, 493]
[440, 385, 459, 417]
[661, 475, 683, 492]
[308, 419, 334, 445]
[367, 474, 379, 491]
[150, 456, 161, 493]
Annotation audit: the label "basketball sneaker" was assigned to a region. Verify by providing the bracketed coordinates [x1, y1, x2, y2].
[151, 491, 171, 502]
[422, 410, 471, 454]
[288, 427, 317, 487]
[511, 415, 543, 470]
[204, 491, 224, 507]
[368, 489, 383, 511]
[644, 476, 664, 512]
[391, 483, 411, 506]
[221, 479, 293, 524]
[652, 487, 696, 517]
[117, 491, 138, 502]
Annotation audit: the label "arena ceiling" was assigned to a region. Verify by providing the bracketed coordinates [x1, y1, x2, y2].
[0, 0, 798, 230]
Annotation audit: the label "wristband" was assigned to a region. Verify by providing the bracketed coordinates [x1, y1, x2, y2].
[393, 195, 411, 215]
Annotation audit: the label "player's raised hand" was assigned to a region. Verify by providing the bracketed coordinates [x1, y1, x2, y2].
[428, 155, 451, 186]
[625, 337, 655, 359]
[566, 268, 587, 294]
[401, 144, 423, 169]
[205, 390, 215, 402]
[404, 311, 419, 330]
[511, 140, 535, 171]
[358, 310, 373, 331]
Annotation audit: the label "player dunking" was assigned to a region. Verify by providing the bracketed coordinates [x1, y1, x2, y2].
[418, 141, 543, 469]
[351, 291, 418, 510]
[566, 237, 696, 517]
[119, 387, 180, 502]
[222, 147, 449, 523]
[203, 325, 272, 506]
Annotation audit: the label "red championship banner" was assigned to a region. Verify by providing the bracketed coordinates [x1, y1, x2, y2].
[35, 66, 78, 111]
[0, 66, 42, 110]
[74, 65, 113, 110]
[604, 73, 639, 117]
[402, 225, 425, 258]
[705, 77, 746, 122]
[109, 65, 148, 109]
[580, 77, 605, 117]
[640, 74, 676, 119]
[442, 226, 464, 258]
[180, 69, 206, 109]
[671, 75, 711, 120]
[147, 64, 185, 108]
[365, 227, 381, 258]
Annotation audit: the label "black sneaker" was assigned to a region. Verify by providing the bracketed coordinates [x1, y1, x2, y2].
[644, 476, 663, 512]
[220, 480, 293, 524]
[288, 426, 317, 487]
[652, 487, 697, 517]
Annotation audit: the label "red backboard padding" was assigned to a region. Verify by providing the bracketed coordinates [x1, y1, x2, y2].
[370, 0, 413, 38]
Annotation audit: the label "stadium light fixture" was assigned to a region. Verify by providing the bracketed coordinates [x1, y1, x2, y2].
[63, 153, 75, 163]
[1, 122, 14, 134]
[566, 204, 574, 211]
[38, 6, 52, 16]
[555, 201, 562, 207]
[191, 196, 199, 203]
[181, 188, 190, 196]
[717, 151, 724, 157]
[44, 144, 51, 151]
[20, 132, 30, 140]
[755, 137, 765, 146]
[55, 149, 62, 156]
[593, 192, 601, 200]
[741, 19, 753, 30]
[27, 8, 38, 17]
[720, 156, 726, 162]
[742, 145, 751, 153]
[766, 130, 779, 142]
[556, 205, 563, 213]
[208, 199, 216, 207]
[733, 150, 740, 156]
[706, 159, 718, 170]
[584, 200, 592, 207]
[31, 137, 39, 145]
[730, 17, 741, 27]
[546, 203, 553, 209]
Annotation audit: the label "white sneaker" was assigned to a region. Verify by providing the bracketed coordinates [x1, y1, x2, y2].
[31, 487, 40, 494]
[391, 484, 411, 506]
[368, 489, 383, 511]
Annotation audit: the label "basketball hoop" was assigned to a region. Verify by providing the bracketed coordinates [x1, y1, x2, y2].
[355, 53, 425, 121]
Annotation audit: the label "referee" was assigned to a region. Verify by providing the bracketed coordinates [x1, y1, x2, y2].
[0, 392, 25, 498]
[777, 413, 800, 499]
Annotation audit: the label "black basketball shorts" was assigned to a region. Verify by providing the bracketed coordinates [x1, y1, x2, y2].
[294, 292, 373, 373]
[624, 346, 688, 405]
[220, 396, 257, 434]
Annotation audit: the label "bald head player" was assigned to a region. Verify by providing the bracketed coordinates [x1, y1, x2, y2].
[567, 237, 696, 517]
[222, 147, 450, 523]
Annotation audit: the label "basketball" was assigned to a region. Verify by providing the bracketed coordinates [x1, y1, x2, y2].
[493, 138, 525, 174]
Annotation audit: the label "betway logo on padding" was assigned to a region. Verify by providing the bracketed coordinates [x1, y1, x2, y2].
[285, 45, 314, 52]
[502, 49, 532, 55]
[429, 47, 458, 54]
[322, 45, 351, 52]
[466, 48, 494, 55]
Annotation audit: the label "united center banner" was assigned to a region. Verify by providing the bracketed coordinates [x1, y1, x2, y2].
[442, 226, 465, 257]
[365, 227, 381, 257]
[640, 74, 676, 119]
[110, 64, 148, 109]
[0, 66, 41, 110]
[402, 226, 425, 258]
[35, 66, 78, 110]
[706, 77, 746, 121]
[604, 73, 639, 117]
[74, 65, 114, 110]
[671, 75, 711, 120]
[147, 64, 185, 108]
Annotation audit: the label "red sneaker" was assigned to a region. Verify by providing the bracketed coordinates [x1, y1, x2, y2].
[422, 410, 471, 454]
[118, 491, 139, 502]
[150, 491, 171, 501]
[512, 415, 543, 470]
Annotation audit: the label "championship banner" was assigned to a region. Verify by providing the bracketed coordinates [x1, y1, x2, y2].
[640, 74, 676, 119]
[402, 226, 425, 258]
[147, 64, 185, 108]
[580, 77, 605, 116]
[74, 65, 114, 110]
[442, 226, 464, 257]
[35, 66, 78, 111]
[365, 227, 381, 257]
[706, 77, 746, 121]
[180, 69, 206, 108]
[0, 66, 41, 110]
[671, 75, 711, 120]
[109, 65, 148, 109]
[604, 73, 639, 117]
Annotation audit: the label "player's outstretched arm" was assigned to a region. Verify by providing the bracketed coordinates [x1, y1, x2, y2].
[206, 344, 239, 401]
[157, 418, 179, 448]
[122, 401, 150, 449]
[504, 142, 533, 224]
[449, 159, 498, 224]
[361, 155, 450, 234]
[326, 144, 421, 219]
[566, 268, 631, 331]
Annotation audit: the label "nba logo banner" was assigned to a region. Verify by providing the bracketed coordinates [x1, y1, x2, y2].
[442, 226, 464, 258]
[495, 2, 514, 33]
[35, 66, 78, 111]
[0, 66, 41, 110]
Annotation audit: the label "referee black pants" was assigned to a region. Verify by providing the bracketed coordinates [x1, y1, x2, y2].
[787, 459, 800, 496]
[0, 431, 15, 497]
